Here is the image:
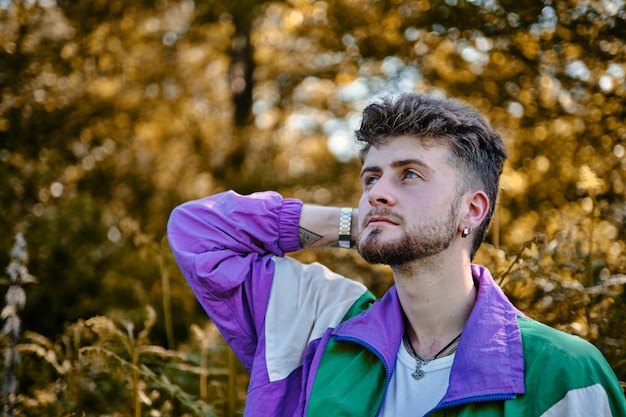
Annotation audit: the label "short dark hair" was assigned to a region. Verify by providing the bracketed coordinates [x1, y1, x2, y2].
[355, 93, 508, 259]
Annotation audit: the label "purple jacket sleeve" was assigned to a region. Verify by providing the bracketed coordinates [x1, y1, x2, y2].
[166, 190, 303, 370]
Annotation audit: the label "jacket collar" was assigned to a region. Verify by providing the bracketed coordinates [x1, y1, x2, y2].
[443, 265, 526, 404]
[334, 285, 404, 369]
[334, 265, 526, 401]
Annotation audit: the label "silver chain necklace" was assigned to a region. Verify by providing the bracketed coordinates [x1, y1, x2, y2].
[403, 332, 462, 380]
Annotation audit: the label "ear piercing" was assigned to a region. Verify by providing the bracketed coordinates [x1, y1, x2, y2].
[461, 227, 472, 238]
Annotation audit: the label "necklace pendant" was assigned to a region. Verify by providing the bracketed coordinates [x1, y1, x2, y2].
[411, 368, 424, 380]
[411, 361, 425, 380]
[403, 331, 462, 382]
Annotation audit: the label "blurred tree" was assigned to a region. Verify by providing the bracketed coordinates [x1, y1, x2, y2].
[0, 0, 220, 344]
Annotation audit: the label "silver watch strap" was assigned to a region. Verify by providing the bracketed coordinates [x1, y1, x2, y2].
[338, 207, 352, 248]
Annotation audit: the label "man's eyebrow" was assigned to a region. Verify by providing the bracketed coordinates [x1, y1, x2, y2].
[391, 158, 430, 169]
[360, 159, 432, 178]
[360, 158, 433, 177]
[360, 165, 381, 178]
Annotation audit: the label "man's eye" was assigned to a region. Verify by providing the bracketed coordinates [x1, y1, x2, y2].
[365, 176, 378, 185]
[404, 171, 420, 179]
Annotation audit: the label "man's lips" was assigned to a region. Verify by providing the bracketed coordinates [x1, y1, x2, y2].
[365, 216, 400, 227]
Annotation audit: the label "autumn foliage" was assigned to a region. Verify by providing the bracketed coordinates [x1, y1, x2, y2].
[1, 0, 625, 415]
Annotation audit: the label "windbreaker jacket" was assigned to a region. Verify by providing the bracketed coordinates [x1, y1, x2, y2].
[167, 190, 626, 417]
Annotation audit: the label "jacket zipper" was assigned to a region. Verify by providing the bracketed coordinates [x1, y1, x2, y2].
[333, 335, 391, 417]
[427, 393, 518, 415]
[336, 334, 519, 417]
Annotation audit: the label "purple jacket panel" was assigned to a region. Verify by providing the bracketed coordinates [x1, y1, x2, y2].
[444, 265, 526, 403]
[167, 190, 302, 372]
[333, 285, 404, 371]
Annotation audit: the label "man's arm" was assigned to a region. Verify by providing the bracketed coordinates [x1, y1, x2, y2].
[166, 191, 303, 369]
[167, 191, 369, 376]
[299, 205, 359, 248]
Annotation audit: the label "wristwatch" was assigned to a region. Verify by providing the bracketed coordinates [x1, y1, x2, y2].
[338, 207, 353, 249]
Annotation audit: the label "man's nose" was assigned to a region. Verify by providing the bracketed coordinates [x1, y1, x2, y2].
[368, 177, 396, 207]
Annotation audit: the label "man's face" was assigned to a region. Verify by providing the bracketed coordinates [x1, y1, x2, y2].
[356, 135, 463, 266]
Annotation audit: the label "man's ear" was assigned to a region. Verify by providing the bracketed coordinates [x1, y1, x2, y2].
[463, 190, 489, 230]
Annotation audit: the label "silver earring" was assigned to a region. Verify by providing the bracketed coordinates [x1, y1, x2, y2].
[461, 227, 471, 238]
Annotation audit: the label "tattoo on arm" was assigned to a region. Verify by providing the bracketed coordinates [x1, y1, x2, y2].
[299, 226, 323, 247]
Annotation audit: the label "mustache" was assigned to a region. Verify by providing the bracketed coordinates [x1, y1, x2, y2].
[362, 208, 404, 227]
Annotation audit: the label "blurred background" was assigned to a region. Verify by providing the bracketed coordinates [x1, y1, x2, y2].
[1, 0, 625, 415]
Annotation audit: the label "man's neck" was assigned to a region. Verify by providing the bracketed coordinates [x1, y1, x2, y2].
[393, 252, 477, 358]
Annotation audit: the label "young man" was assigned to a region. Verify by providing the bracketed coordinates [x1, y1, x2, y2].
[167, 93, 626, 416]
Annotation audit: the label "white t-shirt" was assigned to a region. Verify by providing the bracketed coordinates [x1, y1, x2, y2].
[380, 341, 455, 417]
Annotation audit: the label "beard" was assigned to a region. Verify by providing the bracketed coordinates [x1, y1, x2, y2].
[356, 196, 461, 267]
